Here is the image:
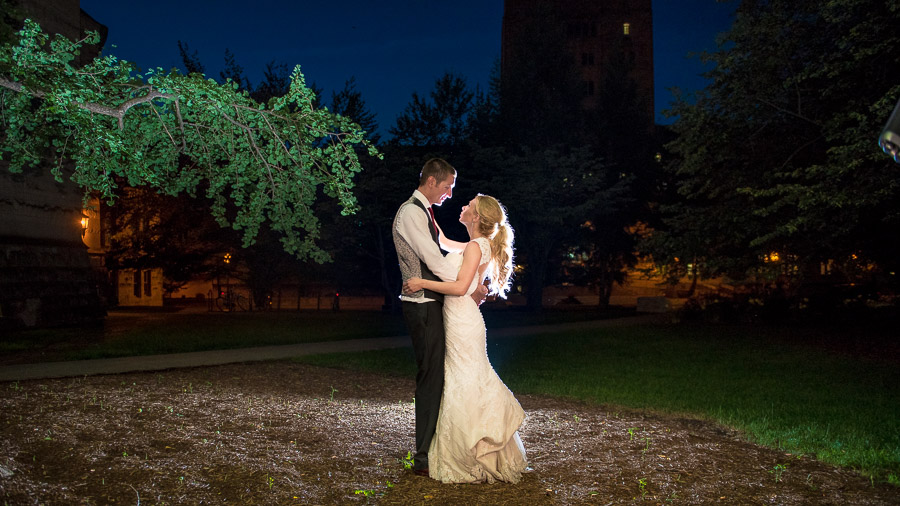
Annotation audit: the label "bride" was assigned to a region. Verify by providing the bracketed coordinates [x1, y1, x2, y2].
[404, 194, 528, 484]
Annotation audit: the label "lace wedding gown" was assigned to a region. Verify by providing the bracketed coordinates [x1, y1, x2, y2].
[428, 237, 528, 483]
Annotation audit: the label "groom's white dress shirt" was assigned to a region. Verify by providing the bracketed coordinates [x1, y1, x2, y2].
[395, 190, 458, 303]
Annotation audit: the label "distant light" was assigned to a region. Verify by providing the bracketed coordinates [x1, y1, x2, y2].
[623, 22, 631, 35]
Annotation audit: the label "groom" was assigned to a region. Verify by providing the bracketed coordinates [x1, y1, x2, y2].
[393, 158, 482, 476]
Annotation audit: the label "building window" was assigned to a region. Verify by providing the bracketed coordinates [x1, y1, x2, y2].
[623, 22, 631, 35]
[581, 52, 594, 65]
[133, 270, 141, 298]
[566, 22, 598, 38]
[143, 270, 152, 297]
[585, 80, 595, 96]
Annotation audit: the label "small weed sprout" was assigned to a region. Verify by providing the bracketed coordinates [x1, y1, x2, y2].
[638, 477, 648, 498]
[627, 427, 637, 440]
[805, 473, 818, 490]
[329, 386, 338, 403]
[401, 451, 414, 469]
[769, 463, 788, 483]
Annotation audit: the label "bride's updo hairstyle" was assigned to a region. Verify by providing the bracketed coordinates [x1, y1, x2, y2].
[473, 194, 515, 299]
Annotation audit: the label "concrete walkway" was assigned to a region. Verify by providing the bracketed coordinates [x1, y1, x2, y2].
[0, 314, 667, 381]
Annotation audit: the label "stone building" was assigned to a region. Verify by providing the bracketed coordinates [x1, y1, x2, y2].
[0, 0, 108, 328]
[501, 0, 654, 117]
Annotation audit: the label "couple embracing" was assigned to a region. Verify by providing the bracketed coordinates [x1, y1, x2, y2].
[392, 157, 528, 484]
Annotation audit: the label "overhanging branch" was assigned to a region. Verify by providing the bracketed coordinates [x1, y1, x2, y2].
[0, 76, 175, 129]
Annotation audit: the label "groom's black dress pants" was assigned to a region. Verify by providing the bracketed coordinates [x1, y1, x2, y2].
[402, 300, 445, 471]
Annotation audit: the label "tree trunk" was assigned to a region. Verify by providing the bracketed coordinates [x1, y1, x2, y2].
[524, 247, 549, 312]
[687, 257, 699, 297]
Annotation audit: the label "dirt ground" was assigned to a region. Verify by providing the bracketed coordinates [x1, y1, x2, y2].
[0, 361, 897, 505]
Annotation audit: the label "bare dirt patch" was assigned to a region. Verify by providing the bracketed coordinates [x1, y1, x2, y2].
[0, 361, 897, 504]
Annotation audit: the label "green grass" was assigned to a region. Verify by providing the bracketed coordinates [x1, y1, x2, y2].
[2, 311, 407, 361]
[294, 322, 900, 484]
[0, 305, 629, 362]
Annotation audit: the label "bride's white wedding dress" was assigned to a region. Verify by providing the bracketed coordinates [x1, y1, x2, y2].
[428, 236, 528, 483]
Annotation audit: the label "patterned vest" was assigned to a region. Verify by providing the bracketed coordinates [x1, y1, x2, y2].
[393, 196, 445, 302]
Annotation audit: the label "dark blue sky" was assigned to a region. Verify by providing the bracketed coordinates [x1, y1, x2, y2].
[78, 0, 735, 132]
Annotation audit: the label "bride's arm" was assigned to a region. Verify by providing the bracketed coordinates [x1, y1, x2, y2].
[404, 242, 480, 296]
[439, 234, 468, 253]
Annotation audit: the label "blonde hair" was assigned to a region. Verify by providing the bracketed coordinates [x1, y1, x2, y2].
[473, 194, 515, 298]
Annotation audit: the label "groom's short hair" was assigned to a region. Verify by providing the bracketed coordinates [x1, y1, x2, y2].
[419, 158, 456, 186]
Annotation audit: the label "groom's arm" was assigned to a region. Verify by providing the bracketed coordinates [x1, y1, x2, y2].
[396, 206, 457, 282]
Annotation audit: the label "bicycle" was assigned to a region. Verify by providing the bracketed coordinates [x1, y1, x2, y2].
[216, 290, 248, 312]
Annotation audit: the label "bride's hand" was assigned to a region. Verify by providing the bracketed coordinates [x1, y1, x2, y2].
[403, 278, 425, 293]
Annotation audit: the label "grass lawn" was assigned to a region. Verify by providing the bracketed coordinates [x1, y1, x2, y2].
[0, 305, 632, 361]
[296, 321, 900, 485]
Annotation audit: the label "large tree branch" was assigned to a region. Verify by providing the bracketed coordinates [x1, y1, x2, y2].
[754, 96, 821, 128]
[0, 76, 175, 129]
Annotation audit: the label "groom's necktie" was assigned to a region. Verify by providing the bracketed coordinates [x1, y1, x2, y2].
[427, 207, 439, 239]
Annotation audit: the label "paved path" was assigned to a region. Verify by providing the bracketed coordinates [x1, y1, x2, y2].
[0, 314, 667, 381]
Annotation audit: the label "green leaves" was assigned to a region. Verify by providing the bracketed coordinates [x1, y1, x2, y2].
[658, 0, 900, 278]
[0, 19, 379, 261]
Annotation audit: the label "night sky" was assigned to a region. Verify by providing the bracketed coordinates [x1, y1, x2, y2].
[76, 0, 735, 133]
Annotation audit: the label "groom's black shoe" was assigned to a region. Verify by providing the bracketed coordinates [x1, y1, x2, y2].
[413, 468, 429, 477]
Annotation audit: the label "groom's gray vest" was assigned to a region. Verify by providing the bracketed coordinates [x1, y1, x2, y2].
[393, 197, 444, 303]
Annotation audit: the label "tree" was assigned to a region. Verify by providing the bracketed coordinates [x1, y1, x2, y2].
[177, 40, 205, 76]
[0, 20, 378, 263]
[472, 146, 629, 310]
[105, 187, 226, 294]
[330, 77, 380, 145]
[466, 60, 502, 146]
[250, 60, 291, 104]
[389, 72, 474, 147]
[656, 0, 900, 287]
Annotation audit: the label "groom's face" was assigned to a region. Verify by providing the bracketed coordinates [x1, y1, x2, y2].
[429, 174, 456, 207]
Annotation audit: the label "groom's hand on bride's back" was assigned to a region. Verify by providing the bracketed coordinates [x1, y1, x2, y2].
[471, 283, 489, 306]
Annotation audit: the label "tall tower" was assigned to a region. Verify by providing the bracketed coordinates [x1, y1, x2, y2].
[502, 0, 654, 121]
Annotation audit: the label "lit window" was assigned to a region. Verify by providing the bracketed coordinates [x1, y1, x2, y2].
[623, 22, 631, 35]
